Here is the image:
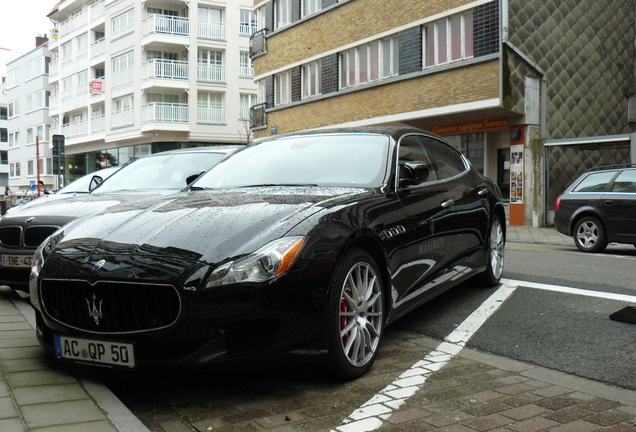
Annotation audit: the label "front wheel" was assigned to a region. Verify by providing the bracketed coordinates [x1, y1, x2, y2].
[573, 216, 607, 253]
[325, 248, 384, 380]
[474, 215, 505, 287]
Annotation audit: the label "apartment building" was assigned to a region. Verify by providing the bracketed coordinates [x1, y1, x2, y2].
[47, 0, 258, 182]
[0, 80, 8, 189]
[5, 39, 53, 196]
[250, 0, 636, 226]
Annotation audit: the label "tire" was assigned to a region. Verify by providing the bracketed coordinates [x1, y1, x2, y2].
[474, 215, 505, 287]
[325, 248, 384, 380]
[573, 216, 607, 253]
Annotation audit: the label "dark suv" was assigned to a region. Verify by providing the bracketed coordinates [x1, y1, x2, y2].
[555, 164, 636, 252]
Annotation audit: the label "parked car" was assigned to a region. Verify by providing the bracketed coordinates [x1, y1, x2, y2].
[555, 164, 636, 252]
[30, 127, 505, 379]
[0, 146, 241, 292]
[56, 166, 121, 195]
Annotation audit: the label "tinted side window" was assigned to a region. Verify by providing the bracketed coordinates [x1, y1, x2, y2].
[611, 169, 636, 193]
[398, 135, 438, 185]
[572, 172, 615, 193]
[421, 137, 467, 180]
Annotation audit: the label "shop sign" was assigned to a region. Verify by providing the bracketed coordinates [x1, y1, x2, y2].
[51, 28, 59, 39]
[432, 118, 508, 136]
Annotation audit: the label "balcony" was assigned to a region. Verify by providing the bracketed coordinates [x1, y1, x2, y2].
[112, 109, 135, 129]
[142, 103, 189, 132]
[61, 120, 88, 139]
[197, 65, 225, 83]
[198, 22, 225, 40]
[197, 107, 225, 124]
[239, 24, 258, 36]
[142, 15, 189, 45]
[142, 59, 189, 90]
[239, 66, 254, 78]
[91, 39, 105, 64]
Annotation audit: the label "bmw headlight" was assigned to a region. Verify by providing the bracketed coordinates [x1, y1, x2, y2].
[206, 236, 306, 287]
[30, 228, 66, 310]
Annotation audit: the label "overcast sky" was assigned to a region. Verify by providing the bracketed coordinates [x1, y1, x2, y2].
[0, 0, 55, 77]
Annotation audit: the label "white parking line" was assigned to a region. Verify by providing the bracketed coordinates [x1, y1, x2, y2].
[331, 278, 636, 432]
[331, 280, 518, 432]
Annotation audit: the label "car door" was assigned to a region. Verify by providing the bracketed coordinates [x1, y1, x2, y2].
[602, 168, 636, 243]
[421, 136, 490, 268]
[391, 134, 456, 308]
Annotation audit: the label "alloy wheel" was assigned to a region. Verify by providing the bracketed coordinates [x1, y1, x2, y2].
[489, 218, 505, 280]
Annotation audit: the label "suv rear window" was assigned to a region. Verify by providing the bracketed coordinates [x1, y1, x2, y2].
[572, 171, 615, 193]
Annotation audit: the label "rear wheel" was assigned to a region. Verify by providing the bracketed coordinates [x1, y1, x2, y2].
[325, 248, 384, 380]
[573, 216, 607, 253]
[474, 215, 505, 287]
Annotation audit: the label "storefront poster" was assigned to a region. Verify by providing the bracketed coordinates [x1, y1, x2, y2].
[510, 144, 523, 204]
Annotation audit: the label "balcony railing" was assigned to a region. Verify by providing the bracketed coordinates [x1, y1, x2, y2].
[250, 103, 267, 129]
[239, 66, 254, 77]
[144, 59, 189, 80]
[197, 107, 225, 124]
[92, 115, 105, 133]
[143, 103, 188, 123]
[144, 15, 189, 37]
[250, 29, 267, 58]
[112, 109, 135, 128]
[198, 22, 225, 40]
[111, 68, 134, 91]
[61, 120, 88, 138]
[239, 24, 258, 36]
[197, 65, 225, 82]
[91, 39, 105, 60]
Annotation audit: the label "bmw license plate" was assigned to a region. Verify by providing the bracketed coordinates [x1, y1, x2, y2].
[54, 335, 135, 369]
[0, 254, 33, 268]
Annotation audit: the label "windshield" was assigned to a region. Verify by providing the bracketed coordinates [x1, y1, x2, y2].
[57, 167, 119, 194]
[93, 152, 226, 194]
[193, 134, 390, 189]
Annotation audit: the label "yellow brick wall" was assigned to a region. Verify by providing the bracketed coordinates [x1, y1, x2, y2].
[256, 0, 476, 74]
[254, 60, 500, 138]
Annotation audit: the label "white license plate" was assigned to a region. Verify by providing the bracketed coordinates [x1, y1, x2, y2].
[0, 254, 33, 268]
[54, 335, 135, 368]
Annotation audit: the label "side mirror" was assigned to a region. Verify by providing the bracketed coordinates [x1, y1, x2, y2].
[186, 171, 205, 185]
[88, 175, 104, 192]
[399, 162, 430, 186]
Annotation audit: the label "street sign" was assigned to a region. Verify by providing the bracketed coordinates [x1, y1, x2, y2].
[29, 181, 36, 191]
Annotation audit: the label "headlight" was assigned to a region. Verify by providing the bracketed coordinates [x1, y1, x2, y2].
[30, 228, 66, 310]
[206, 236, 306, 287]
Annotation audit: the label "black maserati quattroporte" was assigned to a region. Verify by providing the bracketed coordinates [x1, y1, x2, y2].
[30, 127, 505, 379]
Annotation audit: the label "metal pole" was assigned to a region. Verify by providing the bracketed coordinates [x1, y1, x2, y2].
[36, 136, 41, 197]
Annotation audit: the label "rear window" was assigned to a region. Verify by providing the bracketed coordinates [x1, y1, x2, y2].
[611, 169, 636, 193]
[572, 171, 615, 193]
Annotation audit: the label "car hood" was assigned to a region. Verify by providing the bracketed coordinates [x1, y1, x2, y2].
[2, 190, 176, 220]
[58, 186, 372, 265]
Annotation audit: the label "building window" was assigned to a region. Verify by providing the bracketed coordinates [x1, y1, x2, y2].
[240, 93, 257, 119]
[8, 101, 19, 119]
[1, 151, 7, 165]
[61, 41, 73, 58]
[76, 33, 89, 50]
[8, 132, 20, 148]
[239, 51, 253, 77]
[112, 51, 135, 88]
[240, 9, 257, 35]
[340, 37, 399, 89]
[27, 160, 35, 177]
[274, 0, 291, 30]
[0, 107, 7, 120]
[199, 7, 224, 40]
[26, 91, 51, 113]
[112, 94, 134, 128]
[302, 61, 321, 98]
[0, 128, 6, 143]
[423, 10, 474, 67]
[112, 8, 134, 38]
[302, 0, 321, 17]
[198, 49, 224, 82]
[274, 70, 291, 105]
[7, 69, 20, 88]
[146, 93, 180, 104]
[197, 91, 224, 123]
[10, 162, 21, 178]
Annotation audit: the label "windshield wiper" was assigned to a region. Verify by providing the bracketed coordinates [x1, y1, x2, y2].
[189, 186, 211, 191]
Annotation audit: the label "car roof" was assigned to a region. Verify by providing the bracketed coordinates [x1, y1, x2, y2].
[254, 126, 441, 144]
[146, 145, 245, 157]
[583, 163, 636, 173]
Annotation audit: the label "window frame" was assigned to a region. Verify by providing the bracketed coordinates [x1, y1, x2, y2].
[423, 10, 474, 68]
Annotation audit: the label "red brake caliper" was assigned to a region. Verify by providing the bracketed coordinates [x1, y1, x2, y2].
[340, 295, 349, 343]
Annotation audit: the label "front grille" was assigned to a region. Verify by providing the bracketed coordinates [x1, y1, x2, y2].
[40, 279, 181, 334]
[24, 226, 59, 247]
[0, 225, 59, 248]
[0, 227, 21, 247]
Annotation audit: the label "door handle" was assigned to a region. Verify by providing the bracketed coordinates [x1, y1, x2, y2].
[604, 200, 613, 206]
[478, 188, 488, 196]
[441, 198, 454, 208]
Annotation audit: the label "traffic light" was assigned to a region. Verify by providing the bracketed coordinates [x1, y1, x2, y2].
[52, 134, 65, 175]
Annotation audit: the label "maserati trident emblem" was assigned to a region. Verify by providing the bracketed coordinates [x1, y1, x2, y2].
[93, 259, 106, 270]
[86, 293, 103, 326]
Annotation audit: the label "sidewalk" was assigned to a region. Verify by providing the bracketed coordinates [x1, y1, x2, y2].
[2, 226, 635, 432]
